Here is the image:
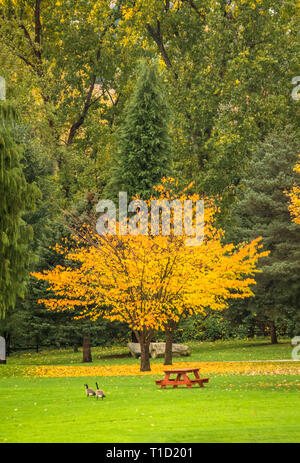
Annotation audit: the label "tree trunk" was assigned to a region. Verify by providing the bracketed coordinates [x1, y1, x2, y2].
[82, 335, 92, 363]
[164, 328, 173, 365]
[134, 329, 153, 371]
[4, 332, 10, 357]
[140, 339, 151, 371]
[269, 321, 278, 344]
[131, 330, 138, 342]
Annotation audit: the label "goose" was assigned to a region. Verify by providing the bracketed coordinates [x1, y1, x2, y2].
[84, 384, 96, 396]
[95, 382, 106, 400]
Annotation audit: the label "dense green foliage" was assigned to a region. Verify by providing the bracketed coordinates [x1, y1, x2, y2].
[120, 0, 300, 208]
[107, 60, 172, 200]
[228, 131, 300, 343]
[0, 103, 39, 318]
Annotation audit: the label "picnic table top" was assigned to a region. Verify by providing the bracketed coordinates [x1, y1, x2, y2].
[163, 368, 200, 374]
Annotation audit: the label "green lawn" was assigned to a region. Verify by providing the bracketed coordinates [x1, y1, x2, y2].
[1, 375, 299, 443]
[1, 338, 299, 443]
[5, 338, 294, 367]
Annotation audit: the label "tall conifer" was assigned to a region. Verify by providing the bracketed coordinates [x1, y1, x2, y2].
[230, 131, 300, 343]
[108, 61, 172, 200]
[0, 98, 38, 318]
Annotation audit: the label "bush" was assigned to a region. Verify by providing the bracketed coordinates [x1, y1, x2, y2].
[173, 312, 236, 343]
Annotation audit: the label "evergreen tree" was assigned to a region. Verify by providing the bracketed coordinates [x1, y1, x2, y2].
[0, 124, 61, 345]
[229, 131, 300, 343]
[0, 100, 39, 318]
[0, 127, 130, 355]
[107, 60, 172, 200]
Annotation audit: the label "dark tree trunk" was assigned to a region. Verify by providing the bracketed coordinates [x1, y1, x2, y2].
[140, 339, 151, 371]
[269, 321, 278, 344]
[164, 327, 173, 365]
[82, 335, 92, 363]
[4, 332, 10, 357]
[135, 329, 152, 371]
[131, 330, 138, 342]
[73, 345, 79, 353]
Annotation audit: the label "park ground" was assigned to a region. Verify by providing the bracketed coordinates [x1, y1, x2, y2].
[0, 338, 299, 443]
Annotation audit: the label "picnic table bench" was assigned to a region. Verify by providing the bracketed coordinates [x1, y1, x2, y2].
[155, 368, 209, 389]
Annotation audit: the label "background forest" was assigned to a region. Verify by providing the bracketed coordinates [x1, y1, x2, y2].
[0, 0, 299, 354]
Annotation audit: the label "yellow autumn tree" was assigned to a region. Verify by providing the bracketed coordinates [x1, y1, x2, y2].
[288, 155, 300, 225]
[32, 179, 268, 371]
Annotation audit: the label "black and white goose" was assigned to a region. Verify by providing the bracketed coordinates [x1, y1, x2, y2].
[84, 384, 96, 396]
[95, 382, 106, 400]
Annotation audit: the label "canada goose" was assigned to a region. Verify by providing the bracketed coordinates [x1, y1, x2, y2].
[95, 382, 106, 400]
[84, 384, 96, 396]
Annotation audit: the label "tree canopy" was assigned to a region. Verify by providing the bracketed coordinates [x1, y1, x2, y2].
[32, 179, 268, 369]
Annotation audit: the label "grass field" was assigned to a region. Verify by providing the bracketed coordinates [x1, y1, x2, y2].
[1, 338, 299, 443]
[5, 337, 294, 366]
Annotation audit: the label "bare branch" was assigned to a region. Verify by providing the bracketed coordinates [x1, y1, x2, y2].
[34, 0, 41, 45]
[146, 20, 178, 79]
[66, 74, 97, 145]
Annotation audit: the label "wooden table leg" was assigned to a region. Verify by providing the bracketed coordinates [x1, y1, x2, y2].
[161, 372, 171, 389]
[182, 373, 192, 388]
[173, 373, 182, 388]
[194, 370, 203, 388]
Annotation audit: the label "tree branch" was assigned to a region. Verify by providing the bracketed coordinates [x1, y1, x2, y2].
[146, 20, 177, 79]
[34, 0, 42, 61]
[67, 74, 97, 145]
[66, 16, 116, 145]
[180, 0, 206, 19]
[34, 0, 41, 44]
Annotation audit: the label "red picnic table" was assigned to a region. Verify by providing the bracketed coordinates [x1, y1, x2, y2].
[155, 368, 209, 389]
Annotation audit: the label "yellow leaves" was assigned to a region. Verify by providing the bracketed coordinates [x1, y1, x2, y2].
[241, 49, 249, 57]
[21, 361, 300, 378]
[31, 180, 268, 334]
[31, 88, 43, 106]
[122, 7, 135, 21]
[118, 0, 165, 48]
[287, 155, 300, 225]
[10, 72, 18, 83]
[183, 181, 195, 192]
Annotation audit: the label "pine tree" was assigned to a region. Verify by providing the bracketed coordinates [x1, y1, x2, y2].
[230, 130, 300, 343]
[107, 60, 172, 200]
[0, 101, 38, 318]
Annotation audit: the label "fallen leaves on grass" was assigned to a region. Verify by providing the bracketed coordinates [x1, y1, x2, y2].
[13, 361, 300, 378]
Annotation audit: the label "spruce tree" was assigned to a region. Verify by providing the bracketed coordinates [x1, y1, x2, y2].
[108, 60, 172, 200]
[0, 99, 38, 318]
[230, 131, 300, 343]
